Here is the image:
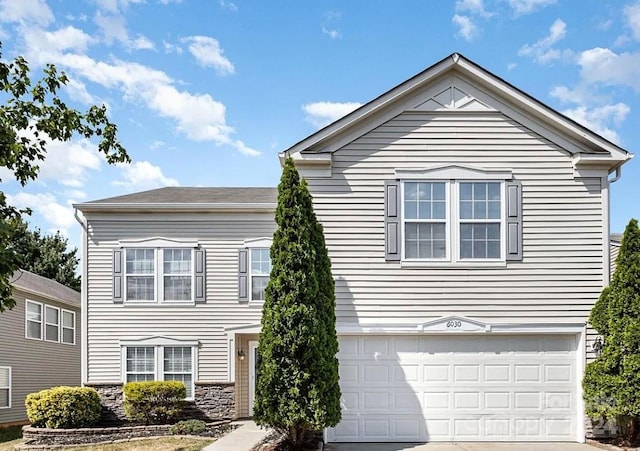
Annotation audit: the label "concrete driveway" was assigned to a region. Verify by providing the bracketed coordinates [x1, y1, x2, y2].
[324, 443, 601, 451]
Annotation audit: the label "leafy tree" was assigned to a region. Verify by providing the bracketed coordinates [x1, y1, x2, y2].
[0, 41, 129, 311]
[254, 158, 341, 447]
[10, 218, 80, 291]
[583, 218, 640, 445]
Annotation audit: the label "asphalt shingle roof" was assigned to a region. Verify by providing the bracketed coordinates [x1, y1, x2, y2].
[11, 269, 80, 308]
[86, 187, 277, 204]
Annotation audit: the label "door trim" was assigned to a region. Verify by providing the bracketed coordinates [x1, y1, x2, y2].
[248, 340, 259, 416]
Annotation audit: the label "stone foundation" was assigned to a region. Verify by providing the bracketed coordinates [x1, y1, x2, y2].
[20, 421, 231, 448]
[86, 381, 235, 423]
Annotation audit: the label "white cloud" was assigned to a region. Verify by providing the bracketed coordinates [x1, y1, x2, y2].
[94, 11, 129, 44]
[507, 62, 517, 70]
[625, 2, 640, 41]
[130, 34, 155, 50]
[322, 27, 342, 39]
[37, 139, 102, 187]
[455, 0, 492, 17]
[507, 0, 557, 15]
[62, 189, 87, 201]
[452, 14, 478, 41]
[163, 40, 183, 54]
[0, 0, 54, 26]
[303, 101, 362, 128]
[561, 103, 630, 144]
[518, 18, 566, 64]
[6, 192, 76, 235]
[578, 47, 640, 91]
[219, 0, 237, 11]
[23, 26, 95, 64]
[159, 0, 183, 4]
[182, 36, 235, 75]
[113, 161, 179, 190]
[149, 140, 165, 150]
[65, 78, 100, 104]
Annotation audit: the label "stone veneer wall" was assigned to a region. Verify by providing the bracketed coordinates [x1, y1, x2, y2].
[85, 382, 235, 423]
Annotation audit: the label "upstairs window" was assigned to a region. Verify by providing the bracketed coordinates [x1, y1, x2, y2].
[113, 240, 205, 305]
[250, 249, 271, 302]
[26, 301, 42, 340]
[385, 166, 522, 263]
[25, 300, 75, 345]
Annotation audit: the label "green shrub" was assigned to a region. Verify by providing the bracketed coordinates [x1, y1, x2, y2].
[25, 386, 101, 429]
[123, 381, 186, 425]
[169, 419, 207, 435]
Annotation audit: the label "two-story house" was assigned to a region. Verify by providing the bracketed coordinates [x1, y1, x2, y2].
[0, 270, 81, 426]
[75, 53, 632, 443]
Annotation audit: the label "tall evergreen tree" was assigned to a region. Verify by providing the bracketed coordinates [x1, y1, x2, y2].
[10, 218, 80, 291]
[583, 218, 640, 445]
[254, 158, 341, 447]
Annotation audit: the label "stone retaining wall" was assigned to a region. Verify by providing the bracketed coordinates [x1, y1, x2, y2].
[85, 381, 235, 423]
[20, 421, 231, 448]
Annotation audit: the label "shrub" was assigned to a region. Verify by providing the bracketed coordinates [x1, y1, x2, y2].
[169, 419, 207, 435]
[25, 386, 101, 429]
[123, 381, 186, 425]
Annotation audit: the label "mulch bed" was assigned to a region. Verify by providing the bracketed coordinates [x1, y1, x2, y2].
[588, 438, 640, 451]
[250, 430, 321, 451]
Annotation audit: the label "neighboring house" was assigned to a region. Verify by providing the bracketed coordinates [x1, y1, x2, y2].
[75, 53, 632, 443]
[610, 233, 622, 277]
[0, 270, 81, 426]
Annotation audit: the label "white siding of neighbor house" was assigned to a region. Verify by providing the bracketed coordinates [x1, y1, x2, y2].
[305, 112, 604, 359]
[84, 214, 275, 384]
[610, 242, 620, 278]
[0, 290, 80, 425]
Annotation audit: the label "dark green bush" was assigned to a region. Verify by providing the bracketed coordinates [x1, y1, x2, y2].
[25, 386, 101, 428]
[123, 381, 186, 425]
[169, 419, 207, 435]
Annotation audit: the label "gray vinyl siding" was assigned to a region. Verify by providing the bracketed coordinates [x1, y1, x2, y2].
[0, 289, 80, 425]
[85, 215, 275, 383]
[306, 112, 604, 337]
[610, 242, 620, 280]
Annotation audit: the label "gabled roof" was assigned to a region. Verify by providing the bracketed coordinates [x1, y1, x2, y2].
[611, 233, 623, 245]
[11, 269, 80, 308]
[75, 187, 278, 213]
[281, 53, 632, 169]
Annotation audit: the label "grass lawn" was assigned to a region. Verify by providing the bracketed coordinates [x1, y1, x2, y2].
[0, 436, 214, 451]
[0, 427, 21, 444]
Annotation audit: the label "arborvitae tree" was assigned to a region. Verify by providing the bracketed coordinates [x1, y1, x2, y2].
[254, 159, 341, 447]
[584, 218, 640, 445]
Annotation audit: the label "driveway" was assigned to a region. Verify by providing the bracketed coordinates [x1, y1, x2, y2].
[324, 443, 600, 451]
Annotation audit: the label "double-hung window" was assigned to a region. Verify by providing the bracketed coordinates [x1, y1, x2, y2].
[123, 248, 194, 303]
[26, 300, 76, 344]
[123, 344, 195, 398]
[386, 166, 521, 263]
[0, 367, 10, 409]
[238, 238, 273, 303]
[26, 301, 42, 340]
[250, 249, 271, 301]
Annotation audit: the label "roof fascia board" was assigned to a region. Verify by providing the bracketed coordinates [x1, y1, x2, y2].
[74, 202, 277, 213]
[13, 285, 79, 309]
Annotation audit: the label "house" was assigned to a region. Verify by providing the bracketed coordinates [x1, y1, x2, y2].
[0, 270, 81, 426]
[610, 233, 622, 277]
[74, 53, 633, 443]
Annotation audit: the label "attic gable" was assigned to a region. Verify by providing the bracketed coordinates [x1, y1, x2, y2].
[282, 53, 631, 170]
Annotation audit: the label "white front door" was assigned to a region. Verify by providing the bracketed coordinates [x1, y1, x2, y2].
[328, 334, 578, 442]
[248, 340, 259, 416]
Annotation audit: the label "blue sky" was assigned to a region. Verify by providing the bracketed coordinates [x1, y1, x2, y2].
[0, 0, 638, 250]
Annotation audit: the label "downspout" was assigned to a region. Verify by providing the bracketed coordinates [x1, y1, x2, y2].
[608, 166, 622, 184]
[73, 208, 89, 387]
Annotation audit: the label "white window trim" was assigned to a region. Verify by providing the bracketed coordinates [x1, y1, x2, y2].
[25, 300, 43, 341]
[44, 305, 60, 343]
[401, 180, 450, 262]
[121, 344, 198, 401]
[61, 309, 76, 345]
[400, 180, 506, 263]
[0, 366, 10, 409]
[244, 238, 273, 304]
[249, 248, 271, 303]
[124, 248, 196, 304]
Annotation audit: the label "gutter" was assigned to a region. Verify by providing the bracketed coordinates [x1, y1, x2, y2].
[73, 208, 89, 387]
[73, 202, 277, 213]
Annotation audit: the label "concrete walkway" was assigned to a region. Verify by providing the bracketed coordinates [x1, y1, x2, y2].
[203, 420, 270, 451]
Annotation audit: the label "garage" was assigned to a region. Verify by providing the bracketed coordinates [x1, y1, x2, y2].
[328, 333, 579, 442]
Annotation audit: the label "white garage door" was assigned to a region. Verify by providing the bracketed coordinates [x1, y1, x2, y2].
[328, 334, 578, 442]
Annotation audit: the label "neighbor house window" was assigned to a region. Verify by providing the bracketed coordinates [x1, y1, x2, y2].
[62, 310, 75, 345]
[250, 248, 271, 302]
[401, 180, 504, 261]
[26, 300, 42, 340]
[0, 367, 10, 409]
[125, 248, 193, 303]
[44, 306, 60, 342]
[123, 345, 195, 399]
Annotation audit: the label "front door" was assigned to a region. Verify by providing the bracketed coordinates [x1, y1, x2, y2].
[248, 340, 259, 416]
